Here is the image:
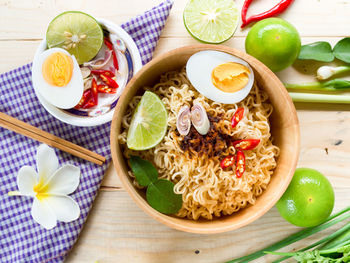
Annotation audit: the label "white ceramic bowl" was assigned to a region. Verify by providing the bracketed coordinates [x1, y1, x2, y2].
[32, 18, 142, 127]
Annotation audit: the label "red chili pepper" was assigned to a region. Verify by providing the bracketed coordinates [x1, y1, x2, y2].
[233, 139, 260, 151]
[241, 0, 294, 28]
[100, 73, 119, 89]
[104, 38, 113, 50]
[91, 69, 115, 78]
[75, 89, 91, 109]
[82, 99, 95, 109]
[111, 51, 119, 71]
[241, 0, 253, 27]
[220, 155, 236, 169]
[235, 150, 246, 178]
[104, 38, 119, 71]
[97, 84, 117, 94]
[231, 108, 244, 128]
[81, 90, 95, 109]
[91, 78, 98, 105]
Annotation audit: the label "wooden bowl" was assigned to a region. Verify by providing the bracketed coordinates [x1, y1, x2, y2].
[110, 44, 300, 234]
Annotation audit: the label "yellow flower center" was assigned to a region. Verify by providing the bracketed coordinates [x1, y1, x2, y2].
[33, 179, 50, 201]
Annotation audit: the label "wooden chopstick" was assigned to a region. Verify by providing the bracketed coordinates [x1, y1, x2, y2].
[0, 112, 106, 166]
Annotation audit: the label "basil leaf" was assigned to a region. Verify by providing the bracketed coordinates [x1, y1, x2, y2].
[333, 37, 350, 63]
[146, 179, 183, 214]
[298, 41, 334, 62]
[129, 155, 158, 187]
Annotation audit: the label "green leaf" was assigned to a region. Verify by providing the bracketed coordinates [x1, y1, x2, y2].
[129, 155, 158, 187]
[146, 179, 183, 214]
[333, 37, 350, 63]
[298, 41, 334, 62]
[323, 79, 350, 90]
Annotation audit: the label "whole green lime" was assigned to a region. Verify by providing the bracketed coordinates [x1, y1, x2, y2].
[276, 168, 334, 227]
[245, 18, 301, 72]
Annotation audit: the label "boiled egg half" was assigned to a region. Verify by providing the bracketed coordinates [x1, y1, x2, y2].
[32, 47, 84, 109]
[186, 50, 254, 104]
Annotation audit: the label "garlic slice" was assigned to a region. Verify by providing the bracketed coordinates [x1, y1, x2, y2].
[191, 102, 210, 135]
[176, 105, 191, 136]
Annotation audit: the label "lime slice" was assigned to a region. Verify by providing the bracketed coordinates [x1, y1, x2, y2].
[183, 0, 239, 44]
[46, 11, 103, 64]
[127, 91, 168, 150]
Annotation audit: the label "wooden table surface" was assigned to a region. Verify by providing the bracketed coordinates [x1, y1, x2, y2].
[2, 0, 350, 262]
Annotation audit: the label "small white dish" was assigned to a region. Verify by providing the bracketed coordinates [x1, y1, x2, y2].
[32, 18, 142, 127]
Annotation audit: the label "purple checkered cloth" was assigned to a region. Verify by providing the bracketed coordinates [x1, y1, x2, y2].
[0, 1, 173, 262]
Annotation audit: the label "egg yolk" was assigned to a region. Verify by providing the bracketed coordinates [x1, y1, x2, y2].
[42, 52, 73, 87]
[211, 62, 250, 93]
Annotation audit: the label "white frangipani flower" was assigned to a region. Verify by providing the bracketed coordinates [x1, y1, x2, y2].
[8, 144, 81, 230]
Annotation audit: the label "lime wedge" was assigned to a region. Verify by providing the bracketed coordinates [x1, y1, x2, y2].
[183, 0, 239, 44]
[46, 11, 103, 64]
[127, 91, 168, 150]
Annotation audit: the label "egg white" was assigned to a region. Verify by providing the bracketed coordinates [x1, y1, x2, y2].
[32, 48, 84, 109]
[186, 50, 255, 104]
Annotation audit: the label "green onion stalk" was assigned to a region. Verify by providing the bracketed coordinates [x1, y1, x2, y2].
[285, 79, 350, 92]
[285, 79, 350, 104]
[317, 65, 350, 80]
[226, 206, 350, 263]
[266, 243, 350, 262]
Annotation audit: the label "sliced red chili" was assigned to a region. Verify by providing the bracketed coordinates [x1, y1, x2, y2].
[97, 84, 117, 94]
[100, 73, 119, 89]
[231, 108, 244, 128]
[104, 38, 119, 71]
[104, 38, 114, 50]
[81, 90, 95, 109]
[91, 78, 98, 105]
[91, 69, 115, 78]
[220, 155, 236, 169]
[75, 89, 91, 109]
[111, 50, 119, 71]
[82, 99, 95, 109]
[235, 150, 246, 178]
[233, 139, 260, 151]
